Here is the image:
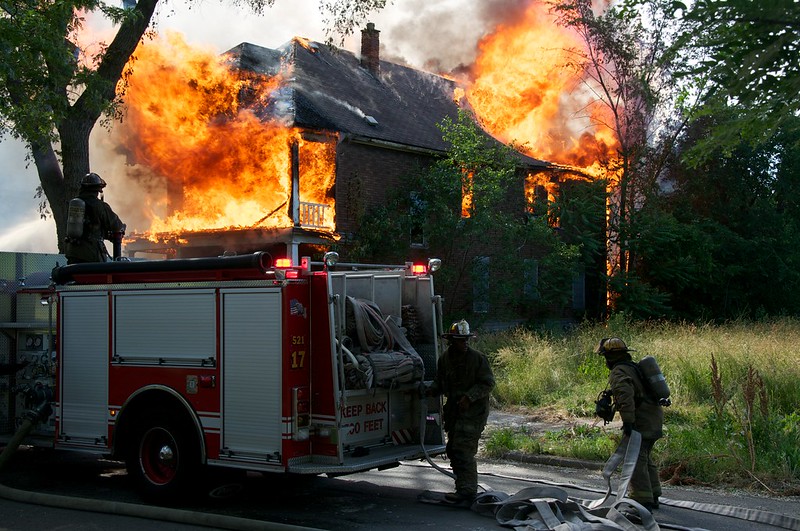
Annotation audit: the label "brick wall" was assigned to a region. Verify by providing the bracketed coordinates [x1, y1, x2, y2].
[335, 140, 433, 235]
[332, 141, 599, 323]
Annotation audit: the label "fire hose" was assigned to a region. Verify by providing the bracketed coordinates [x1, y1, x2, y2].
[0, 400, 322, 531]
[417, 385, 455, 481]
[413, 296, 798, 529]
[346, 296, 394, 352]
[411, 421, 800, 530]
[0, 400, 51, 473]
[411, 343, 796, 529]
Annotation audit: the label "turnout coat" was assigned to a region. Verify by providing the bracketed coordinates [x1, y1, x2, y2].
[609, 361, 664, 440]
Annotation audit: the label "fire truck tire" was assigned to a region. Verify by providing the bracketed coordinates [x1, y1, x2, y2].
[126, 414, 200, 502]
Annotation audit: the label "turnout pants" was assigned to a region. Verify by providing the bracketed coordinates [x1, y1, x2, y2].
[629, 437, 662, 505]
[445, 420, 484, 497]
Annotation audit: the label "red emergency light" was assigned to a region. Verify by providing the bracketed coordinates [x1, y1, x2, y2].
[275, 258, 292, 268]
[411, 264, 427, 275]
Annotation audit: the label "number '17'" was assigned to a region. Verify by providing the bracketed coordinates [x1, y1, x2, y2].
[291, 350, 306, 369]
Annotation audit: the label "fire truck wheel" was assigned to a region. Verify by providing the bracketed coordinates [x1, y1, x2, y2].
[126, 415, 199, 502]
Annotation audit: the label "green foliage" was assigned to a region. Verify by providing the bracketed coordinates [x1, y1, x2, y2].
[542, 425, 618, 461]
[485, 424, 616, 462]
[487, 329, 571, 406]
[551, 179, 607, 266]
[348, 110, 582, 320]
[480, 318, 800, 490]
[551, 0, 692, 318]
[657, 424, 736, 480]
[660, 113, 800, 320]
[550, 1, 800, 323]
[675, 0, 800, 160]
[607, 272, 672, 319]
[320, 0, 387, 44]
[484, 427, 543, 457]
[1, 0, 105, 143]
[583, 107, 800, 321]
[435, 110, 520, 217]
[659, 410, 800, 488]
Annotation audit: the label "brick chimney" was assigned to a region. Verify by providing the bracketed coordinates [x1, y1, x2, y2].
[360, 22, 380, 77]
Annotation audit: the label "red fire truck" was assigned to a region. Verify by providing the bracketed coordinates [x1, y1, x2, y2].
[8, 251, 446, 500]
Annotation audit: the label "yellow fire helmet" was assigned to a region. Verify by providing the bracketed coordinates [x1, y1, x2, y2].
[443, 319, 476, 339]
[596, 337, 636, 355]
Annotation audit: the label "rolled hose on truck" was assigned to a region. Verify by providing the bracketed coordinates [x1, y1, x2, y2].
[0, 401, 321, 531]
[414, 393, 800, 530]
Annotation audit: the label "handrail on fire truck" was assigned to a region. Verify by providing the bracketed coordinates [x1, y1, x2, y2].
[51, 252, 442, 286]
[309, 254, 442, 276]
[50, 252, 273, 285]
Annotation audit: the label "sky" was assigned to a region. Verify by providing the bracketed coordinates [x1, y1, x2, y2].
[0, 0, 518, 253]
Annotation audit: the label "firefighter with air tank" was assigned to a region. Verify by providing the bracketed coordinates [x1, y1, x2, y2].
[64, 172, 126, 264]
[596, 337, 665, 512]
[425, 319, 495, 504]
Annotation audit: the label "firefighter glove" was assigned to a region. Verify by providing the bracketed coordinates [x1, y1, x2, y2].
[622, 422, 633, 435]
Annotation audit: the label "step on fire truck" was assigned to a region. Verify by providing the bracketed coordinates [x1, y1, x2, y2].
[1, 251, 447, 500]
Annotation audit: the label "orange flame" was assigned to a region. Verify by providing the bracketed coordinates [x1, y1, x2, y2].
[294, 36, 319, 54]
[115, 33, 335, 239]
[465, 1, 618, 178]
[461, 170, 473, 218]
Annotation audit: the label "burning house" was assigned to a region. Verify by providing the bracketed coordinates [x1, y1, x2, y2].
[121, 24, 554, 263]
[111, 15, 613, 321]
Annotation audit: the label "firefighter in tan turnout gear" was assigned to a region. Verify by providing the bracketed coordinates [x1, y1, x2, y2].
[596, 337, 664, 511]
[426, 320, 495, 503]
[64, 173, 126, 264]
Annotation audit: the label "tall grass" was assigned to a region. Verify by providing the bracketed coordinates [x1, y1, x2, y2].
[474, 316, 800, 493]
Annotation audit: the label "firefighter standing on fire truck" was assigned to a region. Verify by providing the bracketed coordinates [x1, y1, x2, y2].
[426, 319, 495, 504]
[64, 172, 126, 264]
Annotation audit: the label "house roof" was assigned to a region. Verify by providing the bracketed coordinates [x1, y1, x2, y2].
[224, 38, 549, 168]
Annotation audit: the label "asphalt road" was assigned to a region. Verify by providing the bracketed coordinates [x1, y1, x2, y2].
[1, 445, 799, 530]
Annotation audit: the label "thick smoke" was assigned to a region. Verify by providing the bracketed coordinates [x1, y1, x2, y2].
[373, 0, 530, 76]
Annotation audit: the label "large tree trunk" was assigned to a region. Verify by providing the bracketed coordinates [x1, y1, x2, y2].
[31, 142, 68, 253]
[34, 0, 160, 252]
[53, 119, 94, 251]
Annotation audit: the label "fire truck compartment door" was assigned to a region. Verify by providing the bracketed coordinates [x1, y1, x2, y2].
[221, 289, 282, 460]
[59, 293, 109, 444]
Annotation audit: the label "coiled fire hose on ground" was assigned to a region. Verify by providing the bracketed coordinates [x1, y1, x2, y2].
[414, 408, 800, 531]
[0, 400, 321, 531]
